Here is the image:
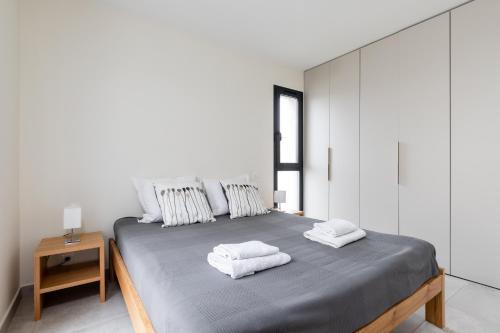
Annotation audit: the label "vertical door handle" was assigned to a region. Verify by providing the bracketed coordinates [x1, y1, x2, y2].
[328, 147, 332, 181]
[397, 141, 400, 185]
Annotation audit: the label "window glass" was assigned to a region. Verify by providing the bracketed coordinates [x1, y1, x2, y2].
[279, 95, 299, 163]
[277, 171, 300, 211]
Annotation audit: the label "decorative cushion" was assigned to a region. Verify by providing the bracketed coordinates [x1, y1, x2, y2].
[220, 181, 269, 219]
[203, 174, 250, 216]
[154, 182, 216, 227]
[132, 176, 198, 223]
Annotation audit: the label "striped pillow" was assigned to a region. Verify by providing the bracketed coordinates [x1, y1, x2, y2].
[154, 182, 215, 227]
[221, 182, 269, 219]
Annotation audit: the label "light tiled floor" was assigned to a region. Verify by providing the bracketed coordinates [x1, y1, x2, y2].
[7, 283, 133, 333]
[392, 275, 500, 333]
[7, 276, 500, 333]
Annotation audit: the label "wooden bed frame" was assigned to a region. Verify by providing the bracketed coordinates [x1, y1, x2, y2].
[109, 238, 445, 333]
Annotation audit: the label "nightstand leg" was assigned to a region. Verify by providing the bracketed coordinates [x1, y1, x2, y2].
[109, 239, 115, 283]
[34, 293, 42, 321]
[99, 245, 105, 303]
[34, 255, 41, 320]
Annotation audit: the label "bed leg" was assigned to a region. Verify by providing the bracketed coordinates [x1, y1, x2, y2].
[109, 239, 115, 283]
[425, 269, 445, 328]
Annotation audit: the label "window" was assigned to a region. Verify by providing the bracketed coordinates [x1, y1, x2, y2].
[274, 85, 303, 211]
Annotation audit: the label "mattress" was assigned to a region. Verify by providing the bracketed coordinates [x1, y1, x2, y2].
[114, 212, 439, 333]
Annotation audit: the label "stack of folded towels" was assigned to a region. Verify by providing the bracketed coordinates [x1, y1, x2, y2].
[207, 241, 291, 279]
[304, 218, 366, 248]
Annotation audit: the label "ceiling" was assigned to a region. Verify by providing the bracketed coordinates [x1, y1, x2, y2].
[104, 0, 469, 70]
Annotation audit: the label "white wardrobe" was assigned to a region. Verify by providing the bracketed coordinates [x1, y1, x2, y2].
[360, 13, 450, 270]
[304, 62, 330, 221]
[305, 0, 500, 287]
[451, 0, 500, 288]
[329, 52, 360, 226]
[305, 13, 450, 270]
[304, 51, 360, 225]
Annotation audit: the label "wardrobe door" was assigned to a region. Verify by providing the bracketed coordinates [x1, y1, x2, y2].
[304, 63, 330, 220]
[360, 35, 399, 234]
[329, 51, 360, 225]
[398, 13, 450, 270]
[451, 0, 500, 288]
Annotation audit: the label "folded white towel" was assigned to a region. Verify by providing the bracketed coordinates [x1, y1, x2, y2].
[304, 228, 366, 248]
[207, 251, 291, 279]
[313, 219, 358, 237]
[213, 241, 279, 260]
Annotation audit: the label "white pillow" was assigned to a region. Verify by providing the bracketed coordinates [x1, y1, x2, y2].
[220, 180, 269, 219]
[203, 174, 250, 216]
[132, 176, 198, 223]
[154, 182, 215, 227]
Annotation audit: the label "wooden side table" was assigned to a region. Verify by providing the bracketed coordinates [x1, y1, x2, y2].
[33, 232, 105, 320]
[292, 210, 305, 216]
[272, 208, 305, 216]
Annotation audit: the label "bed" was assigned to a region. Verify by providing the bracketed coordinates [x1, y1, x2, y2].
[110, 211, 444, 333]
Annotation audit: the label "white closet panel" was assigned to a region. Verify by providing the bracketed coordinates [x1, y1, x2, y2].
[360, 35, 400, 234]
[304, 62, 330, 220]
[451, 0, 500, 288]
[398, 14, 450, 270]
[329, 51, 360, 226]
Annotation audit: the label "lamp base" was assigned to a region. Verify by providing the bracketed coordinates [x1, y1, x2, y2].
[64, 230, 81, 245]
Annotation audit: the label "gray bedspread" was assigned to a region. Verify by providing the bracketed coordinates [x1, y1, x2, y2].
[114, 212, 439, 333]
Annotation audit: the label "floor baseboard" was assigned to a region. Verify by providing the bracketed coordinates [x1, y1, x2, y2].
[0, 288, 21, 333]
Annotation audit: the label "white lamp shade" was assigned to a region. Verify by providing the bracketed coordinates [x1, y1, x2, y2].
[64, 205, 81, 229]
[273, 190, 286, 204]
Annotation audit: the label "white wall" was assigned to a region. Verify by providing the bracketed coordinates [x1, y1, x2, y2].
[0, 0, 20, 324]
[19, 0, 303, 285]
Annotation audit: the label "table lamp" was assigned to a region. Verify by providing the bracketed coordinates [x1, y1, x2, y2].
[274, 190, 286, 211]
[64, 205, 81, 244]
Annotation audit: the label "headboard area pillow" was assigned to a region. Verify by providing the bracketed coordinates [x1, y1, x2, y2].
[220, 180, 269, 219]
[132, 176, 198, 223]
[203, 174, 249, 216]
[154, 182, 216, 227]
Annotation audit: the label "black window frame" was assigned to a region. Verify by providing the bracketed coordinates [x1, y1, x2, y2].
[273, 85, 304, 211]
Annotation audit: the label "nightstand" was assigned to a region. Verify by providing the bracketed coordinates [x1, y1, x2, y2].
[271, 208, 304, 216]
[33, 232, 105, 320]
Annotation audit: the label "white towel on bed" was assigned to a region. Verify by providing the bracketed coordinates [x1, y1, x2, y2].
[313, 219, 358, 237]
[213, 241, 279, 260]
[304, 228, 366, 248]
[207, 251, 291, 279]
